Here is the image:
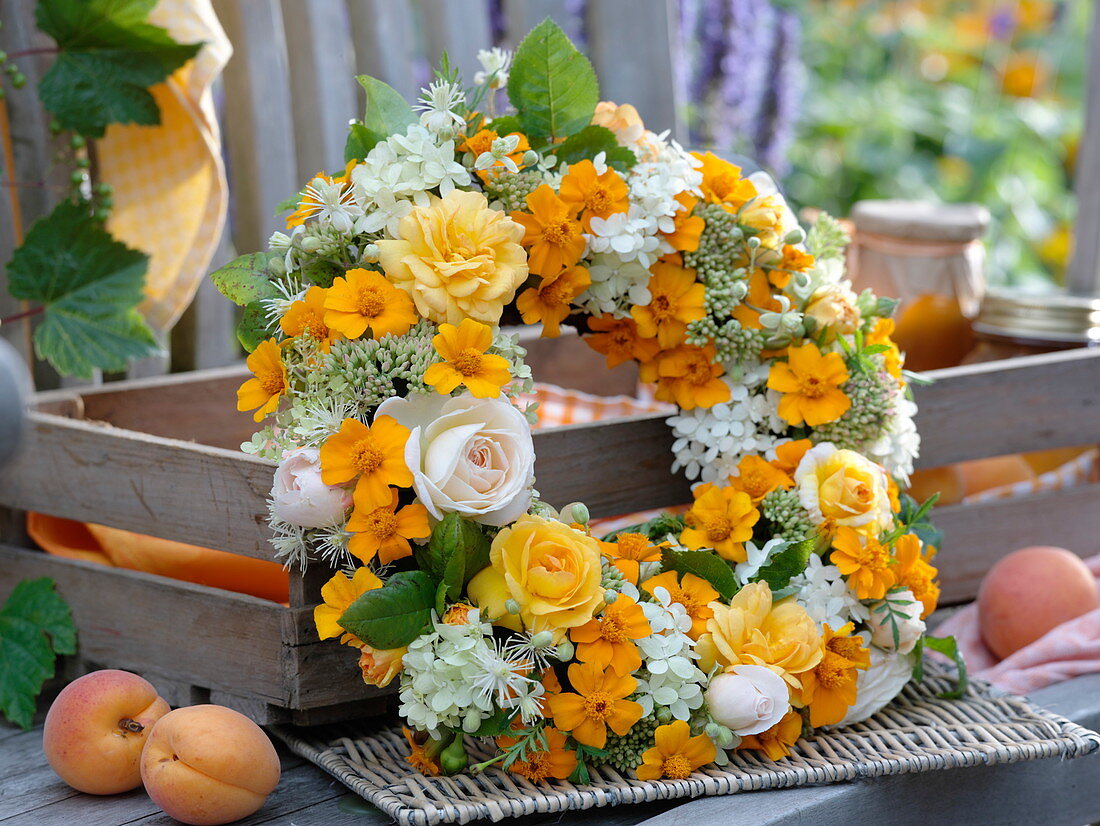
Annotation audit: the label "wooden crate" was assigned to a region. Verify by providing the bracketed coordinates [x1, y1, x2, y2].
[1, 347, 1099, 725]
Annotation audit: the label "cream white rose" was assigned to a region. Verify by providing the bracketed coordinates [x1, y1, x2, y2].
[805, 283, 861, 337]
[835, 645, 915, 727]
[705, 664, 790, 736]
[795, 442, 893, 534]
[376, 392, 534, 526]
[271, 447, 352, 527]
[867, 589, 926, 654]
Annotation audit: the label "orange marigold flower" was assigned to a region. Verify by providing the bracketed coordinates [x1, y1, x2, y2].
[830, 526, 897, 600]
[651, 342, 731, 410]
[237, 339, 288, 422]
[767, 342, 851, 427]
[635, 720, 716, 780]
[693, 151, 758, 210]
[800, 622, 870, 727]
[314, 566, 382, 647]
[893, 533, 940, 618]
[346, 487, 431, 564]
[780, 244, 815, 273]
[641, 570, 718, 640]
[731, 269, 784, 330]
[729, 454, 794, 504]
[280, 285, 341, 352]
[546, 662, 643, 749]
[662, 191, 705, 252]
[403, 728, 441, 776]
[511, 184, 586, 277]
[424, 318, 512, 398]
[585, 314, 660, 368]
[517, 265, 591, 337]
[771, 439, 813, 477]
[319, 415, 413, 508]
[498, 727, 577, 783]
[630, 260, 706, 348]
[570, 594, 652, 676]
[867, 317, 904, 381]
[680, 483, 760, 563]
[601, 532, 663, 585]
[559, 159, 630, 231]
[737, 709, 803, 761]
[442, 603, 476, 625]
[323, 267, 417, 340]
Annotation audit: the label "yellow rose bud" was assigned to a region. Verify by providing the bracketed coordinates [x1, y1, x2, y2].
[356, 643, 407, 688]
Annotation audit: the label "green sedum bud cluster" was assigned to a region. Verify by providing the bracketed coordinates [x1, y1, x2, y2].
[761, 488, 814, 543]
[603, 713, 660, 774]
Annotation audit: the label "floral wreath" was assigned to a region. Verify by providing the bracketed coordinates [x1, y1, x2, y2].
[214, 21, 956, 782]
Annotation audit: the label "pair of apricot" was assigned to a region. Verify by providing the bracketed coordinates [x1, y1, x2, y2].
[43, 670, 280, 825]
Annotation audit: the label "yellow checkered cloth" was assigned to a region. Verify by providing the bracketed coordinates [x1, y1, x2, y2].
[97, 0, 232, 333]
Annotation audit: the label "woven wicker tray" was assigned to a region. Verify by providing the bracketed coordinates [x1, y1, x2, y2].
[271, 665, 1100, 826]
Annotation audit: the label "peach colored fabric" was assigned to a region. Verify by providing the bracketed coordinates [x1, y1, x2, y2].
[28, 513, 289, 604]
[937, 554, 1100, 694]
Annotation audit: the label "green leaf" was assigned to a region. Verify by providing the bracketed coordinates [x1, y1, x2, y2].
[754, 538, 815, 592]
[554, 125, 636, 171]
[471, 707, 516, 737]
[418, 513, 492, 602]
[508, 18, 599, 140]
[6, 200, 158, 378]
[0, 578, 76, 730]
[344, 123, 375, 162]
[352, 76, 417, 151]
[36, 0, 203, 137]
[486, 115, 524, 136]
[210, 253, 279, 307]
[236, 302, 273, 353]
[301, 258, 344, 289]
[661, 548, 738, 601]
[338, 571, 436, 650]
[920, 635, 969, 699]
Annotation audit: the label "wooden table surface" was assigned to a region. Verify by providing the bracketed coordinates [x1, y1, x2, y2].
[4, 674, 1100, 826]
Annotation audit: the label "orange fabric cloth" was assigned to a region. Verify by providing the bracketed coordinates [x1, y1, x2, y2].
[28, 513, 289, 604]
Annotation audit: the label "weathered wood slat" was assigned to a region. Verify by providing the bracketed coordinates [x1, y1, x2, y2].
[912, 348, 1100, 468]
[0, 414, 275, 560]
[345, 0, 421, 101]
[933, 483, 1100, 604]
[218, 0, 299, 255]
[0, 545, 290, 703]
[281, 0, 358, 178]
[585, 0, 686, 143]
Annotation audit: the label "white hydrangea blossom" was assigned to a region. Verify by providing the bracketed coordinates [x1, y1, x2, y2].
[351, 125, 470, 223]
[586, 206, 662, 267]
[667, 373, 785, 483]
[632, 585, 707, 721]
[868, 396, 920, 484]
[575, 252, 652, 317]
[789, 554, 870, 629]
[399, 611, 500, 735]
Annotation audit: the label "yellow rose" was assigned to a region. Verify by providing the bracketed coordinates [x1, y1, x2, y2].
[356, 643, 406, 688]
[467, 514, 604, 641]
[795, 443, 892, 534]
[739, 192, 797, 249]
[696, 582, 822, 695]
[804, 283, 861, 338]
[376, 189, 528, 325]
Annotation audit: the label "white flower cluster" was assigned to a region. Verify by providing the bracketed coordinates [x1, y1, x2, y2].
[399, 611, 536, 735]
[667, 368, 785, 483]
[630, 584, 707, 721]
[789, 554, 869, 629]
[867, 396, 921, 484]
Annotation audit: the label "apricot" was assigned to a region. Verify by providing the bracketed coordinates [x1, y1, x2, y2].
[141, 705, 280, 825]
[958, 454, 1034, 497]
[978, 546, 1100, 660]
[43, 669, 170, 794]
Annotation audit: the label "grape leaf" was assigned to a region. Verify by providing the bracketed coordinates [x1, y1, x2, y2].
[35, 0, 203, 137]
[236, 302, 273, 353]
[661, 547, 738, 601]
[210, 253, 280, 307]
[338, 571, 436, 650]
[6, 200, 158, 378]
[0, 578, 76, 730]
[754, 538, 815, 592]
[508, 18, 599, 140]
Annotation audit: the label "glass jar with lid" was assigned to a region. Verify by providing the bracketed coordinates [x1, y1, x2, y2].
[964, 288, 1100, 362]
